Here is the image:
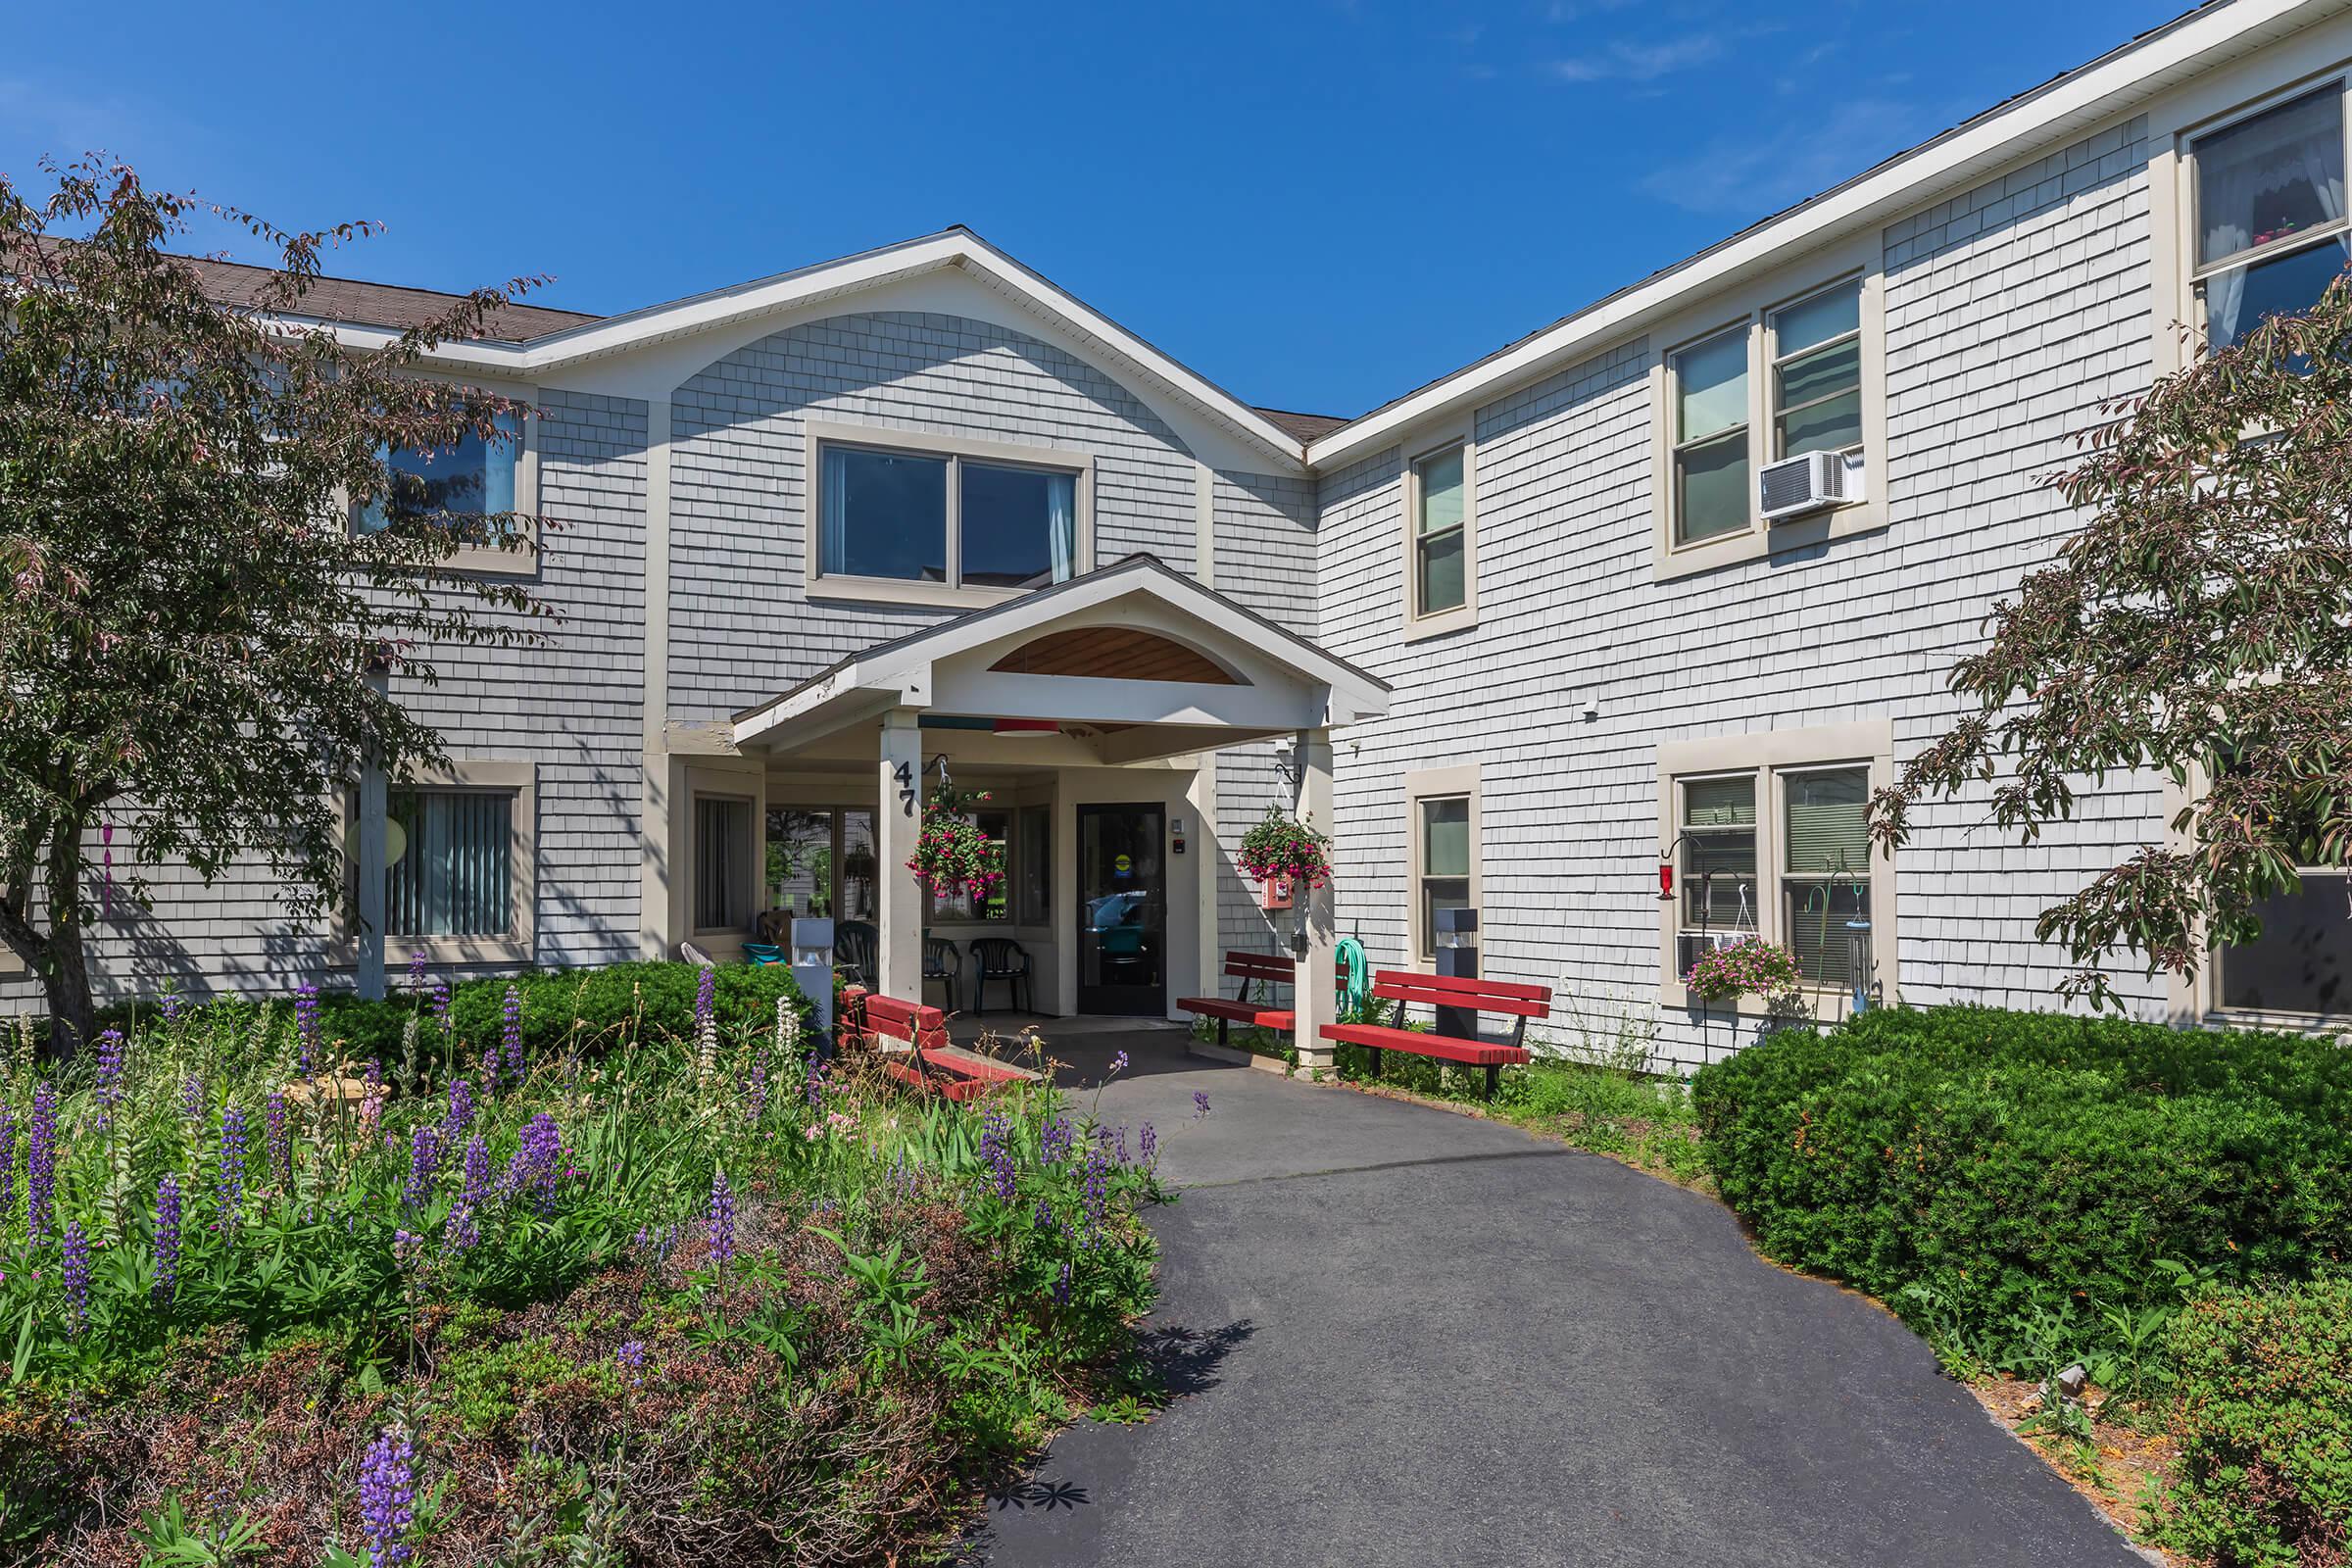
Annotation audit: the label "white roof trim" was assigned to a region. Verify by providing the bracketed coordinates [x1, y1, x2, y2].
[1306, 0, 2333, 467]
[315, 230, 1309, 467]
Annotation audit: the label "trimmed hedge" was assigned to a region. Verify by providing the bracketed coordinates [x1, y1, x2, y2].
[101, 961, 812, 1065]
[1691, 1005, 2352, 1362]
[2159, 1276, 2352, 1567]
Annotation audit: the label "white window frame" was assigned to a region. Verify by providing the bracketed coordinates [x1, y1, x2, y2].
[1649, 242, 1886, 581]
[339, 758, 537, 968]
[1404, 763, 1482, 962]
[1655, 721, 1896, 1012]
[802, 420, 1095, 610]
[1398, 422, 1478, 642]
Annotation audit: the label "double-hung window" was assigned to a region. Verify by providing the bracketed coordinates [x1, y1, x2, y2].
[809, 426, 1086, 601]
[1404, 764, 1482, 959]
[1660, 724, 1892, 1004]
[2190, 83, 2350, 351]
[1660, 271, 1875, 564]
[1412, 444, 1468, 616]
[1672, 328, 1751, 545]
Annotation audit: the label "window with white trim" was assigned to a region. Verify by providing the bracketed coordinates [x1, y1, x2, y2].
[2189, 82, 2350, 351]
[693, 795, 755, 933]
[2210, 762, 2352, 1016]
[815, 439, 1080, 593]
[762, 807, 878, 922]
[1404, 764, 1482, 960]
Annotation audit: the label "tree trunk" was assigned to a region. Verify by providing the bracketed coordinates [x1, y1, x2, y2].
[39, 815, 96, 1063]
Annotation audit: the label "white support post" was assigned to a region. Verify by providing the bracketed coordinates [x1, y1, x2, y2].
[356, 758, 387, 1002]
[1292, 726, 1337, 1076]
[875, 710, 925, 1002]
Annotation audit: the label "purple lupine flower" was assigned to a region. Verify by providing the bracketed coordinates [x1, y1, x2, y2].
[441, 1078, 474, 1151]
[0, 1104, 15, 1222]
[266, 1090, 290, 1189]
[503, 1113, 563, 1211]
[26, 1084, 57, 1247]
[430, 977, 451, 1031]
[1138, 1122, 1157, 1165]
[501, 984, 523, 1085]
[447, 1131, 490, 1251]
[93, 1029, 126, 1115]
[1107, 1050, 1130, 1077]
[1054, 1258, 1073, 1304]
[217, 1101, 248, 1230]
[403, 1125, 441, 1209]
[977, 1109, 1018, 1201]
[153, 1173, 183, 1304]
[616, 1338, 647, 1387]
[708, 1165, 737, 1272]
[160, 988, 183, 1024]
[1114, 1124, 1130, 1166]
[294, 983, 319, 1075]
[632, 1221, 678, 1270]
[364, 1054, 381, 1088]
[61, 1221, 89, 1334]
[1040, 1114, 1074, 1164]
[358, 1424, 416, 1568]
[804, 1058, 825, 1109]
[480, 1040, 502, 1096]
[179, 1073, 204, 1127]
[1194, 1090, 1212, 1120]
[1032, 1195, 1056, 1232]
[392, 1229, 423, 1271]
[746, 1050, 770, 1121]
[693, 964, 716, 1036]
[407, 947, 427, 996]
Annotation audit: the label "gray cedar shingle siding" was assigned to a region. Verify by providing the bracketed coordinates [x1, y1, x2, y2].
[1317, 120, 2162, 1070]
[665, 310, 1204, 723]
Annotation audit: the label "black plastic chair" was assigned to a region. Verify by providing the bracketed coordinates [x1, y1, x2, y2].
[922, 936, 962, 1012]
[835, 920, 878, 990]
[968, 936, 1033, 1015]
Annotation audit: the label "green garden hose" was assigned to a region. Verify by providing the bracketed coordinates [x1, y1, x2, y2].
[1336, 937, 1371, 1020]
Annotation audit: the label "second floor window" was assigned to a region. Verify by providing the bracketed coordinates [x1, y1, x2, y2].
[2192, 83, 2348, 350]
[1412, 444, 1467, 615]
[1672, 327, 1750, 545]
[817, 441, 1077, 592]
[357, 411, 522, 533]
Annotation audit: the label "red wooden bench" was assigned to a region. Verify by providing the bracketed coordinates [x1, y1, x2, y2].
[841, 988, 1026, 1102]
[1176, 951, 1301, 1048]
[1319, 969, 1553, 1099]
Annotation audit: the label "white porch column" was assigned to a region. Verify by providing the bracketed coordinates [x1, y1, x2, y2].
[1292, 726, 1338, 1075]
[875, 710, 925, 1001]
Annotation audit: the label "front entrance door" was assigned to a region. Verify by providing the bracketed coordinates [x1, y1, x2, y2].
[1077, 804, 1166, 1015]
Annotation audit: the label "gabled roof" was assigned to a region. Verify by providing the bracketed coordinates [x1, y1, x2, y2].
[174, 253, 601, 342]
[731, 552, 1390, 750]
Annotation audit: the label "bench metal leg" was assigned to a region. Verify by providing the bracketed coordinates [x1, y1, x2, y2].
[1367, 1046, 1381, 1080]
[1484, 1063, 1500, 1100]
[1217, 1015, 1230, 1050]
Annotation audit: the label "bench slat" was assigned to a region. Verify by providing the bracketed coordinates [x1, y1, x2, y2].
[1368, 968, 1551, 1018]
[1223, 952, 1297, 983]
[1319, 1022, 1531, 1067]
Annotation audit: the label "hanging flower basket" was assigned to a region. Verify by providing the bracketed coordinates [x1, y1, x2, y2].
[1683, 935, 1804, 1005]
[906, 780, 1004, 902]
[1238, 806, 1333, 906]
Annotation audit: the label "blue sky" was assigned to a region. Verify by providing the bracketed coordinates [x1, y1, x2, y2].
[2, 0, 2183, 417]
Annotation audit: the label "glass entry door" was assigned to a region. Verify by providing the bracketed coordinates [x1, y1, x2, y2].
[1077, 805, 1166, 1015]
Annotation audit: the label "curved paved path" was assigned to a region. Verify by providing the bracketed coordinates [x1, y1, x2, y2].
[964, 1031, 2146, 1568]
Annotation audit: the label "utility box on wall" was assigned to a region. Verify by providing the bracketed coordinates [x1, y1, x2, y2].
[1434, 906, 1478, 1039]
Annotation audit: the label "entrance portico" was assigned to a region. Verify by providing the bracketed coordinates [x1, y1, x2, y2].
[728, 556, 1389, 1068]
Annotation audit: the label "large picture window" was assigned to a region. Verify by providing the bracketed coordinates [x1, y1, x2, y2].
[356, 412, 524, 534]
[2191, 83, 2350, 350]
[813, 431, 1081, 596]
[763, 807, 878, 923]
[386, 788, 515, 939]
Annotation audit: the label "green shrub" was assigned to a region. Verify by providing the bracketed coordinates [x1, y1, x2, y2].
[2157, 1276, 2352, 1567]
[1692, 1005, 2352, 1370]
[103, 960, 811, 1067]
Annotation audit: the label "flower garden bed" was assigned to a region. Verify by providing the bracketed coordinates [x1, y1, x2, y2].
[0, 965, 1162, 1565]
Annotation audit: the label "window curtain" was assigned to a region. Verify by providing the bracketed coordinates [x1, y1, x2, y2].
[1047, 471, 1077, 583]
[2202, 96, 2346, 345]
[819, 447, 852, 579]
[387, 790, 513, 937]
[696, 798, 751, 931]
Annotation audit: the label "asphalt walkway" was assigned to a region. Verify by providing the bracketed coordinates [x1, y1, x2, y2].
[962, 1030, 2146, 1568]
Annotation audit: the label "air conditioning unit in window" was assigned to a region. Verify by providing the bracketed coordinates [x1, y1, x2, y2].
[1758, 450, 1848, 521]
